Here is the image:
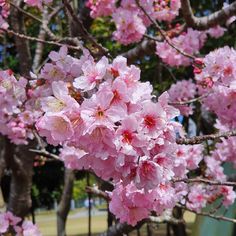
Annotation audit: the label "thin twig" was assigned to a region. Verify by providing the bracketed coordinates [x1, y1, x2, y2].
[144, 34, 162, 42]
[176, 129, 236, 145]
[29, 148, 61, 161]
[62, 0, 110, 57]
[174, 178, 236, 187]
[178, 204, 236, 224]
[10, 1, 42, 22]
[86, 186, 110, 200]
[169, 92, 211, 106]
[4, 29, 81, 51]
[10, 1, 60, 41]
[135, 0, 195, 60]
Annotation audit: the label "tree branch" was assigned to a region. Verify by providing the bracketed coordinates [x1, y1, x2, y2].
[10, 1, 59, 41]
[174, 178, 236, 187]
[122, 39, 156, 64]
[86, 186, 110, 201]
[176, 129, 236, 145]
[135, 0, 195, 60]
[122, 24, 186, 64]
[4, 29, 82, 51]
[180, 0, 236, 30]
[57, 169, 75, 236]
[178, 204, 236, 224]
[62, 0, 110, 58]
[32, 7, 48, 72]
[169, 92, 211, 106]
[29, 149, 61, 161]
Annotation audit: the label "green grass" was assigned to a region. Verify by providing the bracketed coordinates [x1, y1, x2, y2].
[35, 209, 107, 236]
[34, 209, 195, 236]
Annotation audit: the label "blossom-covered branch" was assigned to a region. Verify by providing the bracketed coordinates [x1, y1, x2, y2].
[122, 23, 186, 64]
[135, 0, 195, 60]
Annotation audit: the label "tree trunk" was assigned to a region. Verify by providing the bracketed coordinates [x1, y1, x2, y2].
[57, 169, 75, 236]
[171, 207, 187, 236]
[6, 140, 35, 218]
[10, 0, 32, 76]
[0, 136, 7, 183]
[99, 221, 144, 236]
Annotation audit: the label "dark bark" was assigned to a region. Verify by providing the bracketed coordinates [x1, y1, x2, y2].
[57, 169, 75, 236]
[171, 207, 187, 236]
[146, 223, 152, 236]
[87, 172, 92, 236]
[122, 39, 156, 65]
[6, 140, 35, 218]
[107, 208, 113, 228]
[0, 136, 7, 209]
[180, 0, 236, 30]
[0, 136, 7, 183]
[10, 0, 32, 76]
[99, 221, 145, 236]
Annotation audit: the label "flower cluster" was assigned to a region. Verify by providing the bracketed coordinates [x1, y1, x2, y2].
[154, 0, 181, 22]
[109, 182, 178, 226]
[156, 25, 227, 67]
[206, 25, 226, 39]
[184, 183, 236, 212]
[182, 122, 236, 212]
[195, 46, 236, 128]
[0, 211, 41, 236]
[168, 79, 197, 116]
[156, 28, 207, 67]
[212, 136, 236, 168]
[32, 47, 191, 224]
[86, 0, 116, 18]
[173, 144, 203, 177]
[1, 46, 236, 226]
[86, 0, 181, 45]
[0, 70, 37, 144]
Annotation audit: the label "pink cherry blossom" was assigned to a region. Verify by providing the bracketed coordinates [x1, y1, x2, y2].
[112, 8, 146, 45]
[207, 25, 226, 38]
[168, 80, 197, 116]
[135, 157, 162, 191]
[156, 28, 207, 66]
[186, 185, 207, 212]
[86, 0, 116, 18]
[0, 214, 9, 233]
[36, 113, 74, 145]
[73, 57, 108, 91]
[220, 186, 236, 207]
[59, 145, 88, 170]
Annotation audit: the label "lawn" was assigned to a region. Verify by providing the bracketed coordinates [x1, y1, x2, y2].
[34, 209, 195, 236]
[35, 209, 107, 236]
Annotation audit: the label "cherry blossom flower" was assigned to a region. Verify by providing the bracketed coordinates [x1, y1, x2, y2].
[112, 8, 146, 45]
[73, 57, 108, 91]
[36, 113, 74, 145]
[86, 0, 116, 18]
